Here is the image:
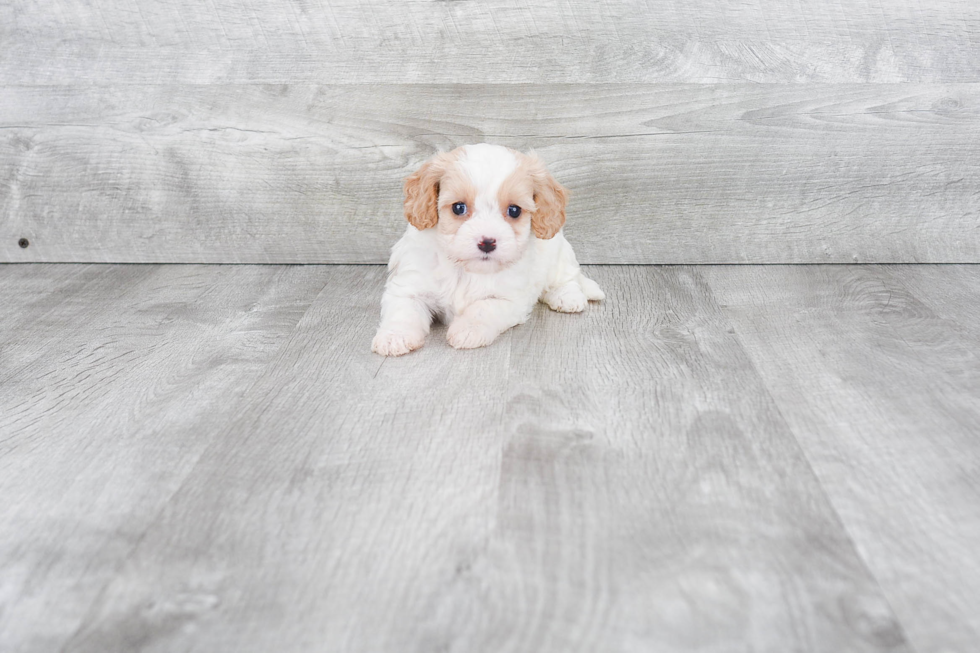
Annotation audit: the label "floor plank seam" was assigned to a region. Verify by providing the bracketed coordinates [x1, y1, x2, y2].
[714, 315, 924, 653]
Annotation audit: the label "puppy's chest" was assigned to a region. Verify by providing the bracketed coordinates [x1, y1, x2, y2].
[433, 265, 529, 318]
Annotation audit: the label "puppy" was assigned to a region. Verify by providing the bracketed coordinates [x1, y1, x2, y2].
[372, 144, 603, 356]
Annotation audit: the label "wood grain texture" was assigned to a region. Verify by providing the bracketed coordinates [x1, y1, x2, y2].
[0, 264, 916, 652]
[2, 0, 979, 84]
[0, 264, 329, 652]
[706, 264, 980, 653]
[3, 84, 979, 264]
[877, 264, 980, 341]
[57, 266, 517, 653]
[437, 265, 909, 652]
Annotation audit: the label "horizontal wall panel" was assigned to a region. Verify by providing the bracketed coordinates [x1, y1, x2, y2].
[2, 83, 979, 264]
[1, 1, 979, 84]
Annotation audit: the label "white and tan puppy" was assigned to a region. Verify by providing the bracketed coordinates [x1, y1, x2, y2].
[372, 144, 603, 356]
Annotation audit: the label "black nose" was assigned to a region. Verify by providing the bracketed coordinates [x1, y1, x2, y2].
[477, 238, 496, 253]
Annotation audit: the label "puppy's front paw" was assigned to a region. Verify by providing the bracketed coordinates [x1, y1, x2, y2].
[543, 286, 588, 313]
[579, 276, 605, 302]
[447, 318, 497, 350]
[372, 329, 425, 356]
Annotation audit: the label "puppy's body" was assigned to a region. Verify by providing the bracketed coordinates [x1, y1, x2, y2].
[373, 144, 602, 356]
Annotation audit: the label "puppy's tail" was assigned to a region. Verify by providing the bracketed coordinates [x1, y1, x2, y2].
[577, 274, 605, 301]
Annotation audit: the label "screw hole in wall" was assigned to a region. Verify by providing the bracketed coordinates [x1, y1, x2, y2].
[18, 238, 30, 249]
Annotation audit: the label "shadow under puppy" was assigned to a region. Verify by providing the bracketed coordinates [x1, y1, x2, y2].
[372, 143, 604, 356]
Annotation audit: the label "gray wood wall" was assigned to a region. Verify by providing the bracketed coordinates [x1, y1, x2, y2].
[2, 0, 979, 263]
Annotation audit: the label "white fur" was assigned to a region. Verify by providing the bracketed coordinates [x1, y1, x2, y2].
[372, 145, 604, 356]
[458, 143, 518, 196]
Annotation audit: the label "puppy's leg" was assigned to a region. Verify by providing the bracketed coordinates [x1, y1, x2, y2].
[541, 280, 590, 313]
[577, 273, 605, 301]
[447, 298, 528, 350]
[372, 294, 432, 356]
[541, 237, 602, 312]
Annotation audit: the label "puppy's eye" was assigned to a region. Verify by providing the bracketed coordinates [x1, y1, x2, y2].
[452, 202, 467, 216]
[507, 205, 522, 219]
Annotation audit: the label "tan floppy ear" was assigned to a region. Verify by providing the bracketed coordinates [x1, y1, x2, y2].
[528, 154, 568, 240]
[403, 156, 446, 230]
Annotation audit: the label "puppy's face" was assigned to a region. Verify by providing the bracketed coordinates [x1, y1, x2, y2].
[403, 144, 567, 273]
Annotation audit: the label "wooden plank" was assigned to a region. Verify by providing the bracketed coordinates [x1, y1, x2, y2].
[3, 84, 979, 264]
[705, 264, 980, 653]
[0, 264, 328, 652]
[14, 266, 910, 652]
[2, 0, 979, 84]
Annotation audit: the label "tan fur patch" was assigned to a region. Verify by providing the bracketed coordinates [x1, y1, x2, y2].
[497, 158, 537, 236]
[514, 151, 568, 240]
[403, 149, 461, 231]
[436, 162, 478, 236]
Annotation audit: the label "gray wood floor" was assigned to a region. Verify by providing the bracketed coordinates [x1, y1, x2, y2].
[1, 263, 978, 653]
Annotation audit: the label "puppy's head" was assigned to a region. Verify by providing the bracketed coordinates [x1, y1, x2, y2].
[404, 144, 567, 273]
